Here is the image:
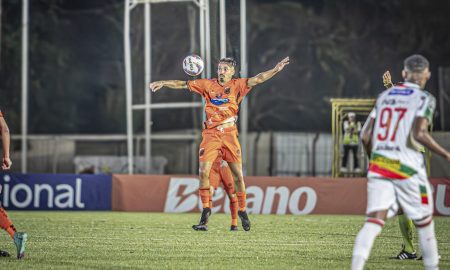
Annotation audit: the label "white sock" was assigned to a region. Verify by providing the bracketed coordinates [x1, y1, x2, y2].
[417, 221, 439, 270]
[352, 220, 383, 270]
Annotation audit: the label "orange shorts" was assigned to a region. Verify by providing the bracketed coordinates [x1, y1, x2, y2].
[209, 159, 235, 193]
[199, 125, 242, 163]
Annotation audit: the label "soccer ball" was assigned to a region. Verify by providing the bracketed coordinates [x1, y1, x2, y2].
[182, 54, 204, 76]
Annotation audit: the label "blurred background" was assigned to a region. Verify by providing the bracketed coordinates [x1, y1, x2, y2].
[1, 0, 449, 176]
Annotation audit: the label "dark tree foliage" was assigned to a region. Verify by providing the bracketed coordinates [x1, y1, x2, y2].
[1, 0, 124, 134]
[1, 0, 449, 134]
[245, 0, 450, 131]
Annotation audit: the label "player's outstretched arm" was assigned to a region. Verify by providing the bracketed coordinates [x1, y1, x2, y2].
[360, 116, 375, 158]
[413, 117, 450, 162]
[0, 117, 12, 170]
[383, 70, 394, 88]
[149, 80, 188, 92]
[247, 57, 290, 88]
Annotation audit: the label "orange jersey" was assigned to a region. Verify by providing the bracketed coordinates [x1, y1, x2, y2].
[187, 78, 251, 129]
[0, 110, 3, 117]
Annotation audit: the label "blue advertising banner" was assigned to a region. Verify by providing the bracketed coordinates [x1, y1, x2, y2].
[0, 174, 112, 210]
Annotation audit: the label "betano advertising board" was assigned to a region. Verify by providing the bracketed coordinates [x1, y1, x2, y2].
[112, 175, 450, 216]
[1, 174, 448, 215]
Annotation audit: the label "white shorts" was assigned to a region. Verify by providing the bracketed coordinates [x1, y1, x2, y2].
[366, 175, 433, 220]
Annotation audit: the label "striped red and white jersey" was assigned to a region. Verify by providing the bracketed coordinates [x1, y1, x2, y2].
[366, 82, 435, 180]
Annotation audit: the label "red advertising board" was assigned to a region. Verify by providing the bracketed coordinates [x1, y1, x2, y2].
[112, 175, 450, 216]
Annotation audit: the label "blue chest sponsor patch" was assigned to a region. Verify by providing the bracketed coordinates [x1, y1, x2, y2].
[388, 89, 413, 96]
[210, 98, 229, 105]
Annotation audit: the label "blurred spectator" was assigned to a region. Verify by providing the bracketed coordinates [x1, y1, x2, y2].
[341, 112, 361, 173]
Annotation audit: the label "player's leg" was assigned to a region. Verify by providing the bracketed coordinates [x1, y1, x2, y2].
[228, 162, 245, 208]
[208, 160, 222, 210]
[0, 207, 17, 239]
[413, 216, 438, 269]
[397, 178, 438, 269]
[219, 161, 238, 231]
[352, 178, 396, 270]
[209, 186, 214, 209]
[228, 193, 238, 231]
[341, 145, 350, 172]
[192, 161, 213, 231]
[222, 129, 251, 231]
[0, 188, 12, 257]
[351, 145, 360, 172]
[395, 212, 417, 259]
[0, 207, 27, 259]
[193, 133, 220, 231]
[352, 210, 388, 270]
[228, 162, 250, 231]
[198, 161, 213, 207]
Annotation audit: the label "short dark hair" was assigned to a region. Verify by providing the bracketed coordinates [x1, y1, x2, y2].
[404, 54, 429, 73]
[219, 57, 237, 67]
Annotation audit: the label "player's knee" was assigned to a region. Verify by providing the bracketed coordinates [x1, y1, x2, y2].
[233, 174, 244, 184]
[198, 168, 210, 181]
[225, 183, 235, 195]
[413, 215, 433, 228]
[366, 210, 388, 221]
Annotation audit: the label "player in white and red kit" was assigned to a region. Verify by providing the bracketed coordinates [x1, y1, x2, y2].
[351, 55, 450, 270]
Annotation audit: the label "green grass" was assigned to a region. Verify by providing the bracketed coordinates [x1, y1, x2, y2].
[0, 212, 448, 269]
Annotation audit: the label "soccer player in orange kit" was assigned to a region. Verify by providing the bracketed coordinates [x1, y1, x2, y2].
[0, 109, 28, 259]
[150, 56, 289, 231]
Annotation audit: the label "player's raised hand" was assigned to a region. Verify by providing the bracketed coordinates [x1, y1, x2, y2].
[149, 81, 164, 92]
[383, 70, 393, 88]
[2, 157, 12, 170]
[275, 57, 290, 72]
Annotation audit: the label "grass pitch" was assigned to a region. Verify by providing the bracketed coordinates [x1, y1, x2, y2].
[0, 212, 448, 269]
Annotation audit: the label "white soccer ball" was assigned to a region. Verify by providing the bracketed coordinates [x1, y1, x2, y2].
[182, 54, 204, 76]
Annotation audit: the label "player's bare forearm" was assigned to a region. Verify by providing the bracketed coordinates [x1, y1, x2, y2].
[0, 119, 10, 158]
[248, 68, 279, 87]
[248, 57, 289, 87]
[162, 80, 188, 89]
[361, 117, 375, 158]
[413, 117, 450, 161]
[149, 80, 187, 92]
[362, 141, 372, 158]
[0, 118, 12, 170]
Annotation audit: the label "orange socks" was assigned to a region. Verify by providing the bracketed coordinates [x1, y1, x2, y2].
[236, 192, 247, 211]
[230, 196, 238, 226]
[0, 207, 16, 239]
[199, 188, 211, 209]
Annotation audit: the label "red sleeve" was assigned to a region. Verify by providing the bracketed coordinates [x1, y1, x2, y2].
[0, 110, 3, 118]
[187, 79, 208, 95]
